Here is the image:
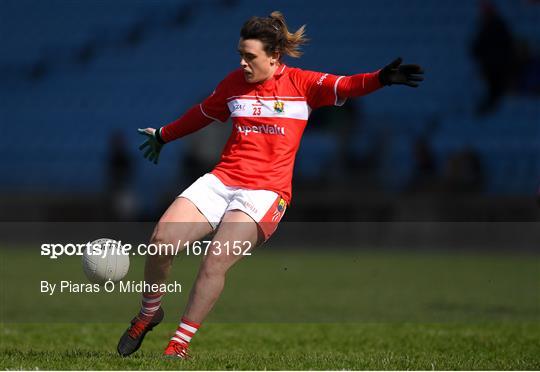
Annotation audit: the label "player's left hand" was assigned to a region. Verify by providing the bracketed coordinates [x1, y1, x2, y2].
[378, 57, 424, 87]
[138, 128, 164, 164]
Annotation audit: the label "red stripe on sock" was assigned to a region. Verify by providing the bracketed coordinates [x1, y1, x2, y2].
[181, 317, 200, 329]
[143, 292, 163, 299]
[178, 327, 195, 338]
[142, 299, 161, 306]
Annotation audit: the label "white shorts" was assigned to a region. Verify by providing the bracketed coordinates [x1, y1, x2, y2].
[179, 173, 287, 240]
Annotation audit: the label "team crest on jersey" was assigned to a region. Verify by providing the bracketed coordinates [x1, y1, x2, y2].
[274, 101, 285, 113]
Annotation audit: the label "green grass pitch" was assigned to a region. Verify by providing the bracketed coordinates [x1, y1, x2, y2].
[1, 247, 539, 369]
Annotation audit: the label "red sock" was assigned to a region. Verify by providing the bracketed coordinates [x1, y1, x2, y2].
[170, 317, 200, 347]
[139, 292, 163, 321]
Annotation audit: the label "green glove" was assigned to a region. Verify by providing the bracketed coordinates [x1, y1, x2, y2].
[138, 128, 165, 164]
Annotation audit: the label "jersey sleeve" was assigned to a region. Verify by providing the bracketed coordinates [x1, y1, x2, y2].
[291, 68, 346, 109]
[199, 77, 231, 123]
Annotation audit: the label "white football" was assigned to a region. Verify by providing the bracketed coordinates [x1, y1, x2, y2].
[82, 238, 129, 284]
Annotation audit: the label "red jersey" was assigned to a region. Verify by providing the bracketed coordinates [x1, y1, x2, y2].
[199, 65, 352, 204]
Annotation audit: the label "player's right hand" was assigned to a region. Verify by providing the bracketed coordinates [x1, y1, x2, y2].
[138, 128, 164, 164]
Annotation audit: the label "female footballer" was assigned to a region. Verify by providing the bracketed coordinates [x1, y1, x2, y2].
[117, 11, 423, 359]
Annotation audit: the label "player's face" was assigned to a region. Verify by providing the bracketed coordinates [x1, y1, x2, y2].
[238, 38, 279, 83]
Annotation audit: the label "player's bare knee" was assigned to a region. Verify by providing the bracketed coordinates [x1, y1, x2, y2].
[150, 226, 179, 256]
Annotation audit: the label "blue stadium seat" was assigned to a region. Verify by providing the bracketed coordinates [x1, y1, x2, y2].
[1, 0, 538, 195]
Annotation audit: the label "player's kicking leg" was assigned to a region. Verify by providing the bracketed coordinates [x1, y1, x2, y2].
[117, 197, 212, 357]
[163, 210, 261, 358]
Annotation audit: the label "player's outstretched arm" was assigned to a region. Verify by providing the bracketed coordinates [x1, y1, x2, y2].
[334, 58, 424, 101]
[378, 57, 424, 88]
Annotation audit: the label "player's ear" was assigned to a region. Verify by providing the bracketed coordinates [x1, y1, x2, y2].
[270, 50, 280, 65]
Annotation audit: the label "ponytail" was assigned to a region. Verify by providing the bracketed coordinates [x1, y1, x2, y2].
[240, 11, 308, 59]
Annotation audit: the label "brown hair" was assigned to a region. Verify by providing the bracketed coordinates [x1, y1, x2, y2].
[240, 11, 308, 59]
